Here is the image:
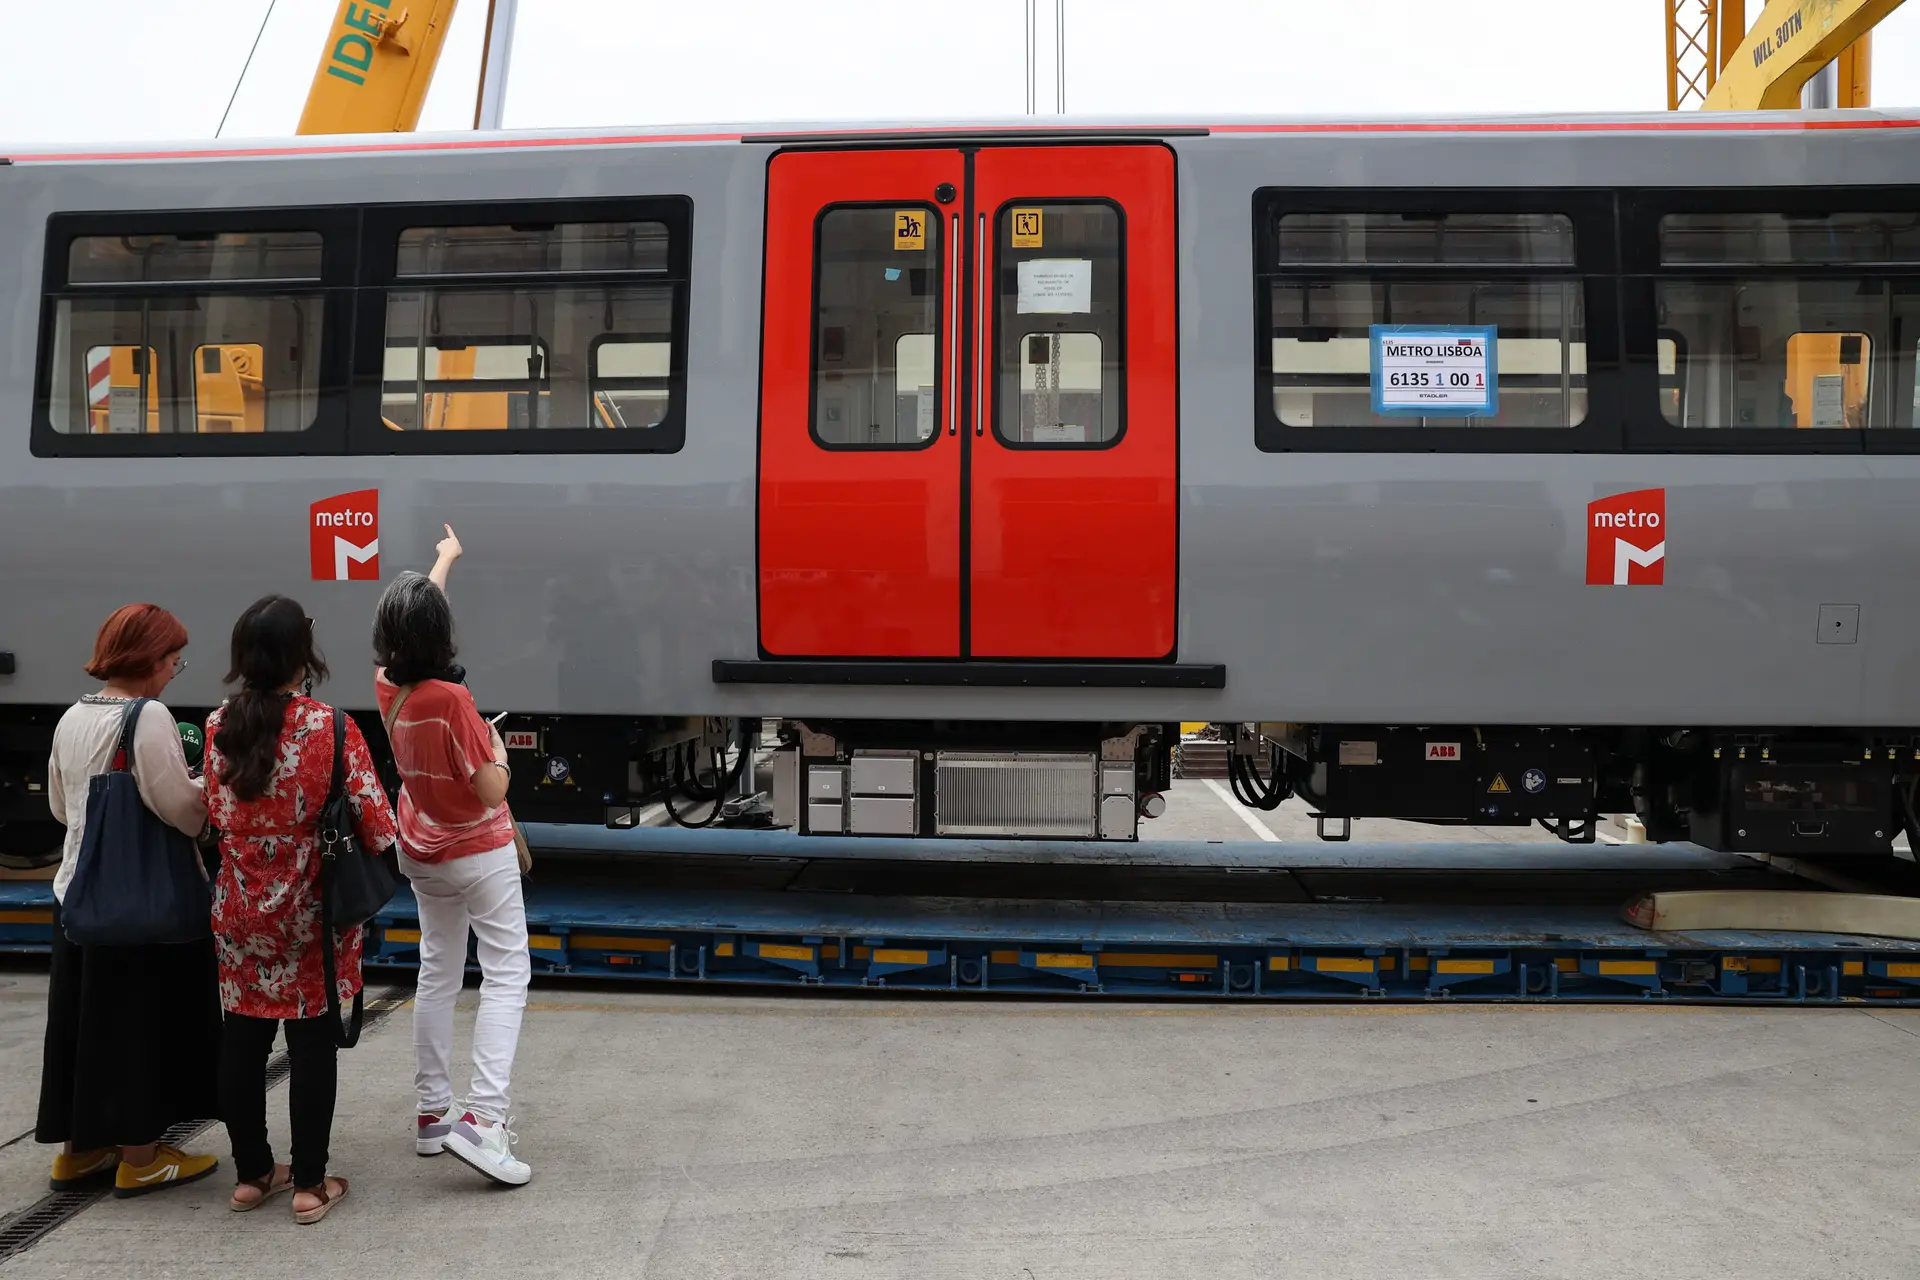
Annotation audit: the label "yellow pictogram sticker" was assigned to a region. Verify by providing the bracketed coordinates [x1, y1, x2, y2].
[894, 210, 926, 251]
[1487, 773, 1511, 794]
[1011, 208, 1043, 248]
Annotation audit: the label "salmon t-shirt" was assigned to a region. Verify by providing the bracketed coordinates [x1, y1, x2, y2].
[374, 672, 514, 863]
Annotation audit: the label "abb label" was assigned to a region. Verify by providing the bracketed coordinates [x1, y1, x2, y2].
[310, 490, 380, 581]
[1586, 489, 1665, 586]
[1425, 742, 1462, 762]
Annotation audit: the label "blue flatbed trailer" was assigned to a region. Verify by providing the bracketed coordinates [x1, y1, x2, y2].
[6, 831, 1916, 1004]
[364, 829, 1920, 1004]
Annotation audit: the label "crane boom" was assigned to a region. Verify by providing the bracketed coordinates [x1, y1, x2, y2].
[1703, 0, 1901, 109]
[297, 0, 462, 135]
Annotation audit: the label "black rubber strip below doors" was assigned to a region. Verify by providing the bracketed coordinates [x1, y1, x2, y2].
[711, 660, 1225, 689]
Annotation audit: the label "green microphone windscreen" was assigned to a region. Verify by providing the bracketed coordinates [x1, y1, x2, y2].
[176, 722, 204, 770]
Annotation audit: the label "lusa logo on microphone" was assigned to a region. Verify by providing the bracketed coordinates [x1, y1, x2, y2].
[310, 490, 380, 581]
[1586, 488, 1665, 586]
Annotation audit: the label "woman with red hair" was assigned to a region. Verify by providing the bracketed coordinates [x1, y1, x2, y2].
[35, 604, 223, 1198]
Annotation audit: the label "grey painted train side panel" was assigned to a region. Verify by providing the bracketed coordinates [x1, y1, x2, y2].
[1, 121, 1917, 727]
[0, 141, 770, 721]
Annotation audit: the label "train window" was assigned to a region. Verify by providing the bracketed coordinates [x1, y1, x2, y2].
[395, 221, 669, 277]
[1656, 278, 1919, 429]
[1268, 281, 1587, 428]
[77, 345, 155, 433]
[589, 336, 672, 431]
[811, 205, 942, 448]
[67, 231, 322, 284]
[35, 215, 342, 455]
[1266, 210, 1587, 429]
[1278, 212, 1575, 266]
[1658, 334, 1685, 424]
[994, 202, 1122, 447]
[44, 295, 324, 435]
[364, 202, 689, 454]
[191, 343, 268, 433]
[1660, 212, 1920, 267]
[381, 285, 673, 432]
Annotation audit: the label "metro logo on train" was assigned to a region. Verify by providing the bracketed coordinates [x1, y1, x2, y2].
[310, 490, 380, 582]
[1586, 489, 1665, 586]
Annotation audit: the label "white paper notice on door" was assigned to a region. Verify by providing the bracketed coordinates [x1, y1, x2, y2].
[1811, 374, 1846, 428]
[1016, 259, 1093, 314]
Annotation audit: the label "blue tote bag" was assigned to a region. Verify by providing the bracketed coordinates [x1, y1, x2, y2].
[62, 698, 212, 947]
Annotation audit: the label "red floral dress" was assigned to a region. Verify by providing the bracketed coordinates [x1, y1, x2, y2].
[203, 696, 399, 1019]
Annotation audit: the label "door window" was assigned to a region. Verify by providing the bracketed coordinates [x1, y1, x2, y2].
[995, 202, 1123, 446]
[811, 205, 943, 448]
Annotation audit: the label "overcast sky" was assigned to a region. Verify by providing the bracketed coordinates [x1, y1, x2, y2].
[4, 0, 1920, 143]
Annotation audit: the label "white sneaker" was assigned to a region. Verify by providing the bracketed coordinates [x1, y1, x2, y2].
[442, 1113, 531, 1186]
[416, 1109, 455, 1157]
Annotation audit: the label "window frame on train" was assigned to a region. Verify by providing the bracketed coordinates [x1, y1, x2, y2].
[807, 200, 947, 452]
[351, 196, 693, 456]
[990, 197, 1129, 452]
[1250, 188, 1623, 454]
[31, 208, 358, 458]
[1620, 187, 1920, 454]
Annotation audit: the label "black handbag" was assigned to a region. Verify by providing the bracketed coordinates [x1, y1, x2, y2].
[62, 698, 212, 947]
[316, 705, 404, 1047]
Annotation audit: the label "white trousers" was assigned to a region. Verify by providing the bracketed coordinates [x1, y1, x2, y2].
[402, 839, 529, 1123]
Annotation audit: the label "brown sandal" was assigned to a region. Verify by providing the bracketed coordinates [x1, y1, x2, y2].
[229, 1165, 293, 1213]
[292, 1175, 348, 1225]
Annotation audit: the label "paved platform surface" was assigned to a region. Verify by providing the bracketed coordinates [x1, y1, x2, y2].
[1, 783, 1916, 1277]
[0, 972, 1916, 1278]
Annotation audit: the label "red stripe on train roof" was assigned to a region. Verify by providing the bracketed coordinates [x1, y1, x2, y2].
[1213, 117, 1920, 133]
[9, 114, 1920, 163]
[4, 130, 744, 163]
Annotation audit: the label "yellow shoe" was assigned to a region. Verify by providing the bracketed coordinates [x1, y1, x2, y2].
[49, 1147, 118, 1191]
[112, 1145, 218, 1198]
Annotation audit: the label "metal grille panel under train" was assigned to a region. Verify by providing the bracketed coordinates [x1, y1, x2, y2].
[935, 751, 1097, 838]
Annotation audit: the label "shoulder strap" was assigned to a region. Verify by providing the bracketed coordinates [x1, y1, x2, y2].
[113, 697, 150, 775]
[381, 682, 415, 736]
[316, 703, 364, 1049]
[326, 705, 346, 811]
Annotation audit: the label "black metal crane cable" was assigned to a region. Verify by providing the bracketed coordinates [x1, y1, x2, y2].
[216, 0, 280, 138]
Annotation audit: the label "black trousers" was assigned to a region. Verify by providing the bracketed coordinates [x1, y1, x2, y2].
[218, 1013, 337, 1189]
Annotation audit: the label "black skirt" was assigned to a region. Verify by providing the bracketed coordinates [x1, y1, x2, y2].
[36, 901, 223, 1150]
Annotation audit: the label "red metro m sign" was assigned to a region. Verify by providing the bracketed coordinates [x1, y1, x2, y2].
[1586, 489, 1665, 586]
[310, 490, 380, 581]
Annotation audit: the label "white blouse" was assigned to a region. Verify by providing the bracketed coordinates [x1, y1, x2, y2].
[46, 695, 207, 902]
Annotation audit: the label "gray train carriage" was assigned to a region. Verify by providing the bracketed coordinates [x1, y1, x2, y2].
[3, 112, 1919, 861]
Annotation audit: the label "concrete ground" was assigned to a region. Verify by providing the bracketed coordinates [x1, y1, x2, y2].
[1, 783, 1916, 1278]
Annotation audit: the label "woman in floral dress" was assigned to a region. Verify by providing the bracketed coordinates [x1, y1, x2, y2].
[204, 596, 398, 1224]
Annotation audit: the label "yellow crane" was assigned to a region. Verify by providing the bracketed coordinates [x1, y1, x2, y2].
[78, 0, 504, 435]
[1667, 0, 1900, 111]
[297, 0, 517, 134]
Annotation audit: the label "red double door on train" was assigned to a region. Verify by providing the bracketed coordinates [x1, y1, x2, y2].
[757, 145, 1177, 661]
